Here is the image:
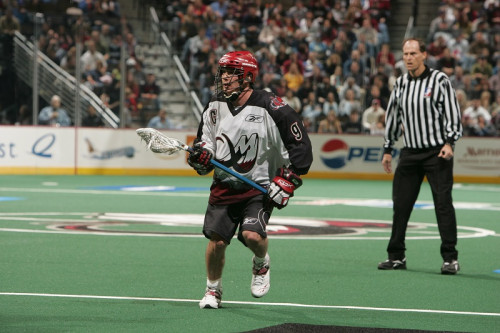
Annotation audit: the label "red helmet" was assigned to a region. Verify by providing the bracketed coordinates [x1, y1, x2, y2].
[217, 51, 259, 83]
[215, 51, 259, 101]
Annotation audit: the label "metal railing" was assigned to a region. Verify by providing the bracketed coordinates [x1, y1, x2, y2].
[149, 6, 203, 123]
[13, 31, 120, 128]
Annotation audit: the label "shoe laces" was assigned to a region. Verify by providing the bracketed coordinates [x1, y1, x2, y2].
[252, 263, 269, 286]
[205, 287, 222, 299]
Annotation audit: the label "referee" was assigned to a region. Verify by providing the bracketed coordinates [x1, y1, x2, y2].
[377, 38, 463, 274]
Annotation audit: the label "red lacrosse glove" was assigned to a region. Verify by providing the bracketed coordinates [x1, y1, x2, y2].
[187, 142, 214, 175]
[267, 167, 302, 209]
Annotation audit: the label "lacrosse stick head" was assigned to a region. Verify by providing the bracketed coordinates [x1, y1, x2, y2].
[136, 128, 186, 155]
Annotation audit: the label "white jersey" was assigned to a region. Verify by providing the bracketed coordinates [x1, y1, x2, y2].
[197, 90, 313, 204]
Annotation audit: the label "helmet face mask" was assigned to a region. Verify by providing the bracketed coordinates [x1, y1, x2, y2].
[215, 51, 258, 102]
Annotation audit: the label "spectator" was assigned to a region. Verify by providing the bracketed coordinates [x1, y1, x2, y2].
[370, 114, 386, 136]
[472, 115, 496, 136]
[139, 72, 161, 111]
[322, 91, 339, 118]
[480, 90, 493, 111]
[282, 52, 305, 75]
[89, 29, 107, 55]
[342, 109, 363, 134]
[199, 64, 218, 106]
[356, 17, 379, 53]
[428, 9, 453, 42]
[339, 76, 362, 101]
[489, 61, 500, 95]
[376, 43, 395, 67]
[455, 89, 469, 114]
[210, 0, 229, 18]
[462, 115, 477, 136]
[282, 89, 302, 115]
[258, 18, 281, 46]
[82, 105, 104, 127]
[283, 62, 304, 92]
[5, 103, 31, 126]
[80, 40, 107, 72]
[448, 32, 470, 68]
[437, 47, 456, 77]
[0, 8, 20, 35]
[491, 93, 500, 135]
[426, 35, 447, 69]
[301, 91, 322, 131]
[471, 55, 493, 80]
[189, 39, 212, 85]
[107, 33, 122, 67]
[338, 88, 362, 125]
[147, 109, 173, 129]
[83, 60, 109, 94]
[468, 32, 489, 62]
[362, 99, 386, 133]
[316, 75, 339, 105]
[39, 95, 71, 127]
[463, 98, 492, 125]
[317, 110, 342, 134]
[450, 65, 467, 91]
[240, 3, 262, 48]
[60, 46, 77, 77]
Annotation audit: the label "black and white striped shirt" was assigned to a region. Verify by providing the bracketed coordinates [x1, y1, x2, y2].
[383, 66, 462, 152]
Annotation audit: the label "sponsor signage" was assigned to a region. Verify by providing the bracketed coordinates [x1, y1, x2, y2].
[0, 127, 498, 180]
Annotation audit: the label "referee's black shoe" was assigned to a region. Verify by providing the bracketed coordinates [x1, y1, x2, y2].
[378, 258, 407, 270]
[441, 260, 460, 275]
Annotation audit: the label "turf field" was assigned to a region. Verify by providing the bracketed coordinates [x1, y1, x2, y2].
[0, 175, 499, 332]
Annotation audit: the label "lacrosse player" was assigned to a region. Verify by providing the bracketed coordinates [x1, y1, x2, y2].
[188, 51, 313, 309]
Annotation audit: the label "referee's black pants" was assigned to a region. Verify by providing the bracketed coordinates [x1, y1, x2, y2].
[387, 147, 458, 262]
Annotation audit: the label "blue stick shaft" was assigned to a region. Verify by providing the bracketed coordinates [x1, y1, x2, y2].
[186, 145, 267, 194]
[210, 159, 268, 194]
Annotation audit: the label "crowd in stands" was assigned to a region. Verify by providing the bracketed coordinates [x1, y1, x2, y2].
[0, 0, 165, 128]
[159, 0, 500, 137]
[0, 0, 499, 138]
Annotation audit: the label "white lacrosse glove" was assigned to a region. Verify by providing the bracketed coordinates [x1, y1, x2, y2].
[267, 167, 302, 209]
[187, 142, 214, 175]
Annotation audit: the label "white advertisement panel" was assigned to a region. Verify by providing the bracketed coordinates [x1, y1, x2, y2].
[75, 128, 194, 170]
[1, 127, 499, 181]
[0, 126, 75, 171]
[309, 134, 500, 179]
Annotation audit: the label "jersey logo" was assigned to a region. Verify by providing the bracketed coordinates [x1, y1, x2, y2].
[270, 96, 286, 110]
[209, 108, 217, 125]
[217, 133, 258, 173]
[245, 114, 264, 123]
[424, 86, 432, 98]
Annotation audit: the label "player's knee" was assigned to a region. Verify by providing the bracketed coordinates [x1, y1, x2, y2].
[242, 230, 263, 245]
[214, 239, 227, 249]
[210, 234, 228, 249]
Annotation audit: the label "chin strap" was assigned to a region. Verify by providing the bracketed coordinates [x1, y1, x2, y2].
[225, 85, 251, 102]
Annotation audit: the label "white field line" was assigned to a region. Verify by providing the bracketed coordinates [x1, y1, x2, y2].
[1, 292, 499, 317]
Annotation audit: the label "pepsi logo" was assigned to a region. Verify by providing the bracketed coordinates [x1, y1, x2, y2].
[320, 139, 349, 169]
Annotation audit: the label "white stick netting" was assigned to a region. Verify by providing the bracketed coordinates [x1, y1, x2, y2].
[136, 128, 185, 155]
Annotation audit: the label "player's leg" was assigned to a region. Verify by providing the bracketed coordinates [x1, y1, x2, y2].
[199, 234, 227, 309]
[205, 234, 227, 282]
[424, 151, 459, 274]
[200, 204, 238, 309]
[379, 149, 424, 269]
[238, 195, 272, 297]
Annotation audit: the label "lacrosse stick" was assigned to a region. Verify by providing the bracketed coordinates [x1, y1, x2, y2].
[136, 128, 267, 194]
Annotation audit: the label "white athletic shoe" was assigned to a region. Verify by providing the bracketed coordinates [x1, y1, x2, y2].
[251, 256, 270, 298]
[199, 287, 222, 309]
